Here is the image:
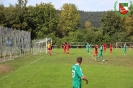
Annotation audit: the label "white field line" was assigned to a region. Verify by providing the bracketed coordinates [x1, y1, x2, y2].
[0, 56, 44, 81]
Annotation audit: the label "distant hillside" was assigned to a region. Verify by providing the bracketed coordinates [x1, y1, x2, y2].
[56, 10, 106, 28]
[79, 11, 106, 28]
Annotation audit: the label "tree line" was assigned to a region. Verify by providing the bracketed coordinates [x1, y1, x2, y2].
[0, 0, 133, 46]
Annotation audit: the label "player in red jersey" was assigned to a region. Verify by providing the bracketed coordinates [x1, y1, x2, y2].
[47, 42, 52, 55]
[103, 43, 106, 53]
[66, 43, 70, 54]
[50, 42, 52, 55]
[62, 42, 66, 54]
[92, 44, 98, 58]
[95, 44, 98, 51]
[110, 43, 113, 54]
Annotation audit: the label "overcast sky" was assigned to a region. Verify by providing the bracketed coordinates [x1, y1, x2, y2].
[0, 0, 132, 11]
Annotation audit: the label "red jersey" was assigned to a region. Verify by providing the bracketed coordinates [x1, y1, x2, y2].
[103, 43, 106, 48]
[94, 45, 98, 55]
[66, 44, 70, 49]
[63, 44, 66, 49]
[110, 44, 113, 49]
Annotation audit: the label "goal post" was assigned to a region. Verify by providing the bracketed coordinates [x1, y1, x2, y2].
[116, 42, 133, 49]
[32, 38, 52, 55]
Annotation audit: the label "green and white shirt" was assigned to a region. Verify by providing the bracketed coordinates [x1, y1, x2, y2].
[86, 44, 90, 49]
[71, 64, 84, 88]
[99, 46, 103, 55]
[123, 44, 126, 51]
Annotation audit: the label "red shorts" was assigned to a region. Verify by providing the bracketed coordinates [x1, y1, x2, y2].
[94, 50, 98, 55]
[48, 48, 51, 50]
[66, 48, 69, 50]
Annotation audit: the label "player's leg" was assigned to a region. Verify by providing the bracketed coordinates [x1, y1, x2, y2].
[88, 48, 90, 53]
[73, 87, 81, 88]
[104, 48, 106, 53]
[101, 55, 105, 62]
[94, 54, 99, 61]
[51, 50, 52, 55]
[86, 48, 88, 52]
[50, 49, 52, 55]
[96, 50, 98, 56]
[99, 54, 105, 62]
[67, 49, 69, 54]
[48, 48, 51, 55]
[50, 48, 52, 55]
[110, 49, 112, 54]
[48, 48, 50, 54]
[124, 50, 126, 55]
[66, 49, 69, 54]
[92, 50, 94, 57]
[105, 48, 106, 53]
[99, 53, 105, 61]
[64, 48, 66, 54]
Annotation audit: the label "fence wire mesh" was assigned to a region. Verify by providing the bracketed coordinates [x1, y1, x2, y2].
[0, 27, 31, 63]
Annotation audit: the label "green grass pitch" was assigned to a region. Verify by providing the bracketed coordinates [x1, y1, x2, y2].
[0, 48, 133, 88]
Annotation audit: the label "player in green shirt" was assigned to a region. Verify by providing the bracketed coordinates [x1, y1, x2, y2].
[86, 42, 90, 53]
[71, 57, 88, 88]
[123, 43, 126, 55]
[94, 45, 105, 62]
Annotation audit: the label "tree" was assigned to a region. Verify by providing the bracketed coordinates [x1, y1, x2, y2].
[26, 5, 37, 39]
[111, 32, 129, 42]
[101, 11, 125, 43]
[83, 20, 91, 29]
[57, 3, 80, 37]
[12, 0, 28, 30]
[0, 0, 33, 32]
[124, 14, 133, 35]
[101, 11, 124, 36]
[68, 30, 86, 42]
[0, 4, 5, 27]
[32, 2, 57, 38]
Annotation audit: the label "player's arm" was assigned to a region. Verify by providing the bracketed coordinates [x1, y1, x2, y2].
[77, 67, 88, 84]
[81, 76, 88, 84]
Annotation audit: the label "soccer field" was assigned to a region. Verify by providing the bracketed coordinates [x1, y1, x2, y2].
[0, 48, 133, 88]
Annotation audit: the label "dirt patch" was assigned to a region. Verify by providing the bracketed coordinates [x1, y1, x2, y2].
[0, 64, 12, 74]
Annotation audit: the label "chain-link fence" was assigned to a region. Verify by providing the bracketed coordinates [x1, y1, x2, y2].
[0, 27, 31, 63]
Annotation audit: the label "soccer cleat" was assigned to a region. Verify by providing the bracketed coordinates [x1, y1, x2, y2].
[102, 60, 105, 62]
[94, 58, 96, 61]
[123, 54, 126, 55]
